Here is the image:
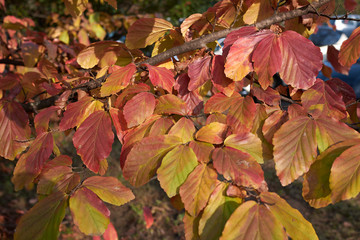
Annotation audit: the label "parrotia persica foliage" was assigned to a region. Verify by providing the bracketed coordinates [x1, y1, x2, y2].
[1, 0, 360, 239]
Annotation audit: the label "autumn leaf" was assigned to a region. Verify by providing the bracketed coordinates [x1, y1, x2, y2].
[126, 18, 173, 49]
[330, 144, 360, 203]
[70, 187, 110, 235]
[211, 55, 235, 97]
[260, 192, 318, 240]
[199, 182, 242, 240]
[195, 122, 227, 144]
[188, 56, 212, 91]
[204, 92, 240, 114]
[243, 0, 274, 25]
[123, 135, 181, 187]
[143, 206, 154, 229]
[73, 111, 114, 173]
[278, 30, 323, 90]
[109, 107, 128, 144]
[220, 201, 287, 240]
[14, 191, 67, 240]
[0, 101, 31, 160]
[212, 147, 265, 188]
[100, 63, 137, 97]
[59, 95, 104, 131]
[303, 140, 360, 208]
[224, 132, 263, 163]
[339, 26, 360, 67]
[179, 164, 218, 216]
[154, 94, 188, 115]
[123, 92, 156, 128]
[34, 106, 60, 134]
[189, 141, 214, 164]
[227, 95, 257, 134]
[149, 117, 174, 136]
[327, 45, 350, 75]
[301, 79, 347, 120]
[12, 132, 54, 191]
[93, 222, 118, 240]
[157, 145, 198, 197]
[145, 64, 175, 93]
[63, 0, 88, 17]
[168, 117, 195, 143]
[83, 176, 135, 206]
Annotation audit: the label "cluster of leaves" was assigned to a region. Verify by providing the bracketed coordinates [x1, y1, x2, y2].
[1, 0, 360, 239]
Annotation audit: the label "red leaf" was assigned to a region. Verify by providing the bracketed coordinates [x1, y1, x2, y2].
[279, 31, 323, 89]
[253, 31, 282, 89]
[188, 56, 212, 91]
[339, 27, 360, 67]
[123, 92, 156, 128]
[0, 101, 31, 160]
[211, 55, 235, 97]
[251, 84, 280, 106]
[223, 26, 258, 57]
[149, 117, 174, 136]
[143, 206, 154, 229]
[59, 95, 103, 131]
[189, 140, 214, 164]
[168, 117, 195, 143]
[204, 92, 240, 114]
[326, 78, 356, 105]
[109, 107, 128, 144]
[301, 79, 347, 120]
[174, 73, 203, 115]
[212, 147, 265, 188]
[327, 45, 350, 75]
[345, 0, 357, 11]
[12, 132, 54, 190]
[100, 63, 137, 97]
[93, 222, 118, 240]
[34, 106, 60, 134]
[73, 111, 114, 173]
[145, 64, 175, 93]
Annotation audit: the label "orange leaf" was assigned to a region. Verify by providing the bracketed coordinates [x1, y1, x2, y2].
[125, 18, 173, 49]
[168, 117, 195, 143]
[155, 94, 188, 115]
[195, 122, 227, 144]
[100, 63, 137, 97]
[145, 64, 175, 93]
[226, 95, 256, 134]
[339, 26, 360, 67]
[73, 111, 114, 173]
[123, 92, 156, 128]
[143, 206, 154, 229]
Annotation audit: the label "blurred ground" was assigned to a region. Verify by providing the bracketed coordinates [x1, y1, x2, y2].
[1, 137, 360, 240]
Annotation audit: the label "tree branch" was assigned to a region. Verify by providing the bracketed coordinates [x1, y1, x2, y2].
[0, 59, 24, 66]
[21, 0, 331, 112]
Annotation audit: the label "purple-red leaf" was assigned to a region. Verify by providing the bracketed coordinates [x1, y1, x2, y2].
[73, 111, 114, 173]
[123, 92, 156, 128]
[188, 56, 212, 91]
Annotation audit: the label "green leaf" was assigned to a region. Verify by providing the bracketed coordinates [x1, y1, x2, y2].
[157, 145, 198, 197]
[199, 182, 242, 240]
[83, 176, 135, 206]
[69, 187, 110, 235]
[14, 191, 67, 240]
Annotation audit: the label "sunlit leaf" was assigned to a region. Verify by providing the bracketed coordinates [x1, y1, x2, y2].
[14, 191, 67, 240]
[70, 187, 110, 235]
[224, 132, 263, 163]
[188, 56, 212, 91]
[123, 92, 156, 128]
[93, 222, 118, 240]
[220, 200, 287, 240]
[189, 141, 214, 164]
[0, 101, 31, 160]
[34, 106, 60, 135]
[243, 0, 274, 25]
[227, 95, 256, 134]
[330, 144, 360, 202]
[339, 26, 360, 67]
[157, 145, 198, 197]
[260, 192, 318, 240]
[183, 211, 201, 240]
[64, 0, 88, 17]
[73, 111, 114, 173]
[195, 122, 227, 144]
[83, 176, 135, 206]
[212, 147, 265, 188]
[211, 55, 235, 97]
[59, 95, 103, 131]
[154, 94, 188, 115]
[149, 117, 174, 136]
[126, 18, 173, 49]
[145, 64, 175, 93]
[168, 117, 195, 143]
[123, 135, 181, 187]
[180, 164, 218, 216]
[279, 30, 322, 89]
[100, 63, 137, 97]
[273, 116, 317, 186]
